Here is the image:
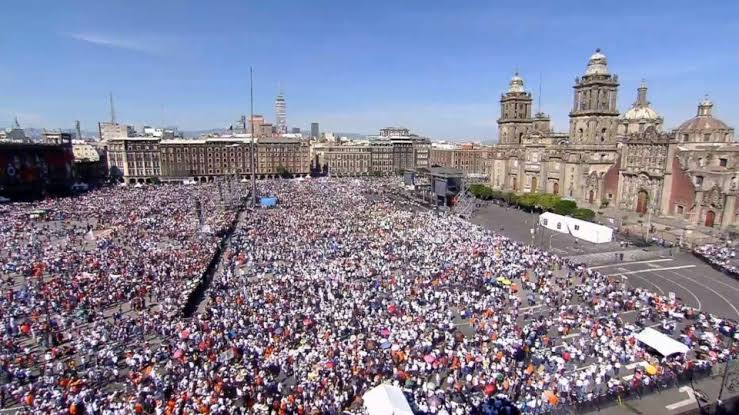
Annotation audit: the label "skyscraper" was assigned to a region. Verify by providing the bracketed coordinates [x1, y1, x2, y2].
[275, 89, 287, 134]
[311, 123, 319, 140]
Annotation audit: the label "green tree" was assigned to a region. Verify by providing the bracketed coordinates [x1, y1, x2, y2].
[505, 192, 519, 205]
[537, 193, 561, 211]
[572, 208, 596, 222]
[517, 193, 539, 210]
[554, 200, 577, 216]
[276, 165, 292, 179]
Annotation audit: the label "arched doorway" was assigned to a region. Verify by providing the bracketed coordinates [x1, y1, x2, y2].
[588, 189, 595, 204]
[512, 177, 518, 191]
[553, 182, 559, 195]
[635, 190, 648, 214]
[705, 210, 716, 227]
[531, 177, 538, 193]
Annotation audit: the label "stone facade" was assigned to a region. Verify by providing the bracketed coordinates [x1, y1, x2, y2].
[312, 128, 430, 176]
[429, 148, 489, 176]
[487, 49, 739, 230]
[107, 137, 310, 184]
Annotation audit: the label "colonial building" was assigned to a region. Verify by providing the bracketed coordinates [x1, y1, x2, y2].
[486, 49, 738, 229]
[312, 128, 430, 176]
[429, 146, 489, 176]
[107, 136, 310, 184]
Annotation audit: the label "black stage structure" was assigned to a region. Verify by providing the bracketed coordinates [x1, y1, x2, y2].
[403, 167, 464, 207]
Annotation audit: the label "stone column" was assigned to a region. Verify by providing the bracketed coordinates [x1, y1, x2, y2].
[540, 160, 548, 193]
[721, 194, 736, 229]
[691, 191, 704, 225]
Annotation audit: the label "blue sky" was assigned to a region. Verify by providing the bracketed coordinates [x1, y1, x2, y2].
[2, 0, 738, 140]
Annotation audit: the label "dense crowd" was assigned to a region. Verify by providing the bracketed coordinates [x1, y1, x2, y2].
[0, 183, 235, 414]
[694, 244, 738, 276]
[0, 178, 736, 414]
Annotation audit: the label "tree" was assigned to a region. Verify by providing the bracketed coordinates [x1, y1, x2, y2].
[517, 193, 539, 210]
[554, 200, 577, 216]
[572, 208, 596, 222]
[537, 193, 561, 211]
[276, 165, 292, 179]
[505, 192, 518, 205]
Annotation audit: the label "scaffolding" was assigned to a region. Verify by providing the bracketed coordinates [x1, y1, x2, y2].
[452, 179, 478, 219]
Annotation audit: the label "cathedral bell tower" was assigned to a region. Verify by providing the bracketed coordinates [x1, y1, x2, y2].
[569, 49, 620, 144]
[497, 72, 533, 145]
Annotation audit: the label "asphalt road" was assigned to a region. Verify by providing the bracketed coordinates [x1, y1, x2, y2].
[593, 254, 739, 322]
[468, 201, 739, 414]
[471, 203, 626, 257]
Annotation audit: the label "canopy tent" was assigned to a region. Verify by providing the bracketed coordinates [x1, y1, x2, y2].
[260, 197, 278, 208]
[363, 384, 413, 415]
[636, 327, 690, 357]
[539, 212, 613, 244]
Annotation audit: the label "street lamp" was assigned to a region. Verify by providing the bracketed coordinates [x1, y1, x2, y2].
[645, 200, 657, 243]
[549, 233, 560, 251]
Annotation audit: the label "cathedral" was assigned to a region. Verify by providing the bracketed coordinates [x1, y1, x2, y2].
[487, 50, 738, 230]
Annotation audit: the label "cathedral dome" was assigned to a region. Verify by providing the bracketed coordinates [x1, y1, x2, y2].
[624, 106, 660, 121]
[676, 98, 729, 131]
[624, 81, 660, 121]
[585, 48, 609, 75]
[677, 117, 729, 131]
[508, 72, 525, 93]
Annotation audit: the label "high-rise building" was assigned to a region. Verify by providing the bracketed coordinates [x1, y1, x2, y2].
[249, 115, 265, 134]
[99, 122, 135, 141]
[275, 91, 287, 134]
[311, 123, 319, 140]
[291, 127, 301, 134]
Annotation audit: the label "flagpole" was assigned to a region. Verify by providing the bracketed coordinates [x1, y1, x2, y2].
[250, 67, 257, 207]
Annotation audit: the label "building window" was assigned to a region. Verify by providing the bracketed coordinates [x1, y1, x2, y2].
[695, 176, 704, 186]
[542, 219, 548, 226]
[556, 222, 562, 230]
[676, 205, 684, 214]
[682, 133, 689, 142]
[574, 224, 580, 231]
[720, 158, 728, 167]
[703, 133, 711, 142]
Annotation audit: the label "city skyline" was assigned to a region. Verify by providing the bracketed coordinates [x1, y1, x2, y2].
[2, 0, 738, 140]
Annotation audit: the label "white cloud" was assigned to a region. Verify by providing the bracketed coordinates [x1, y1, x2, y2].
[65, 32, 160, 54]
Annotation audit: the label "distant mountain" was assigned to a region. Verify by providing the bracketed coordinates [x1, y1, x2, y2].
[181, 129, 228, 138]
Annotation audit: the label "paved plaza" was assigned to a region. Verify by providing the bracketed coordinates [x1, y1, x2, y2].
[468, 200, 739, 415]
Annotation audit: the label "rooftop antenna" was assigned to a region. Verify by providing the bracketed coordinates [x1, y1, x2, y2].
[250, 66, 257, 207]
[109, 92, 116, 124]
[538, 72, 542, 114]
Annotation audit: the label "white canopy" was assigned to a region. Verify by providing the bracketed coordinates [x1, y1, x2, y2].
[363, 384, 413, 415]
[636, 327, 690, 357]
[539, 212, 613, 244]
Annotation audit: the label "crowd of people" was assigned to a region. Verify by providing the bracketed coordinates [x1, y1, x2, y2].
[694, 243, 739, 277]
[0, 183, 235, 414]
[0, 178, 736, 414]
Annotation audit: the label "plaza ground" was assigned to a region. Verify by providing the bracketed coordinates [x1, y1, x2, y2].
[469, 202, 739, 414]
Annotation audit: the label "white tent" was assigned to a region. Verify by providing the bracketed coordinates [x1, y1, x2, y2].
[363, 384, 413, 415]
[539, 212, 613, 244]
[636, 327, 690, 357]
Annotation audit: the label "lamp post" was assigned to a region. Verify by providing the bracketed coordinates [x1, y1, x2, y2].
[549, 233, 560, 251]
[645, 201, 656, 243]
